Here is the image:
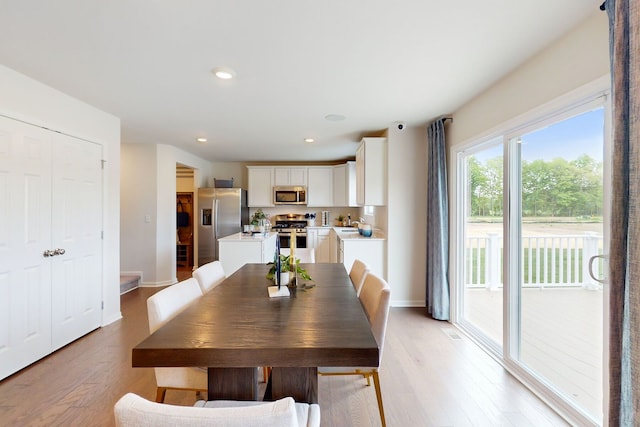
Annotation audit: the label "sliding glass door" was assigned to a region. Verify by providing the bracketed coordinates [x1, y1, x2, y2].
[456, 99, 608, 425]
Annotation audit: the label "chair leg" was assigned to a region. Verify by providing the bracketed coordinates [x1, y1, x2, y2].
[371, 371, 386, 427]
[155, 387, 167, 403]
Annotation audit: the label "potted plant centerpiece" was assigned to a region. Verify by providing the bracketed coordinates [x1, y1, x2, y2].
[250, 209, 268, 231]
[266, 254, 313, 287]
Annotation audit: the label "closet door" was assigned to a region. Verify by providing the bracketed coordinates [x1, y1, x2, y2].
[51, 133, 103, 350]
[0, 116, 53, 380]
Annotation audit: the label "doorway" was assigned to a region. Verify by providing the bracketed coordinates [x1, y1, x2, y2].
[455, 96, 609, 425]
[176, 164, 195, 280]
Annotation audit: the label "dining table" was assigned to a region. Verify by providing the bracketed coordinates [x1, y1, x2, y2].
[132, 262, 379, 404]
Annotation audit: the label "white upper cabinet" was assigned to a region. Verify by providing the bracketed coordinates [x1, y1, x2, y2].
[274, 167, 307, 186]
[247, 166, 274, 207]
[307, 166, 333, 207]
[356, 137, 387, 206]
[333, 161, 356, 207]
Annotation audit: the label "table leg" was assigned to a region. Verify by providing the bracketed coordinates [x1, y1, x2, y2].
[207, 368, 258, 401]
[270, 367, 318, 404]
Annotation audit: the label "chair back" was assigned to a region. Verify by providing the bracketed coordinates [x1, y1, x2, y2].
[280, 248, 315, 263]
[147, 278, 203, 333]
[358, 273, 391, 364]
[114, 393, 314, 427]
[349, 259, 370, 296]
[193, 260, 226, 293]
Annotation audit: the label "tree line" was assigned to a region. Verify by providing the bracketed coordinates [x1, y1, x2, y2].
[467, 154, 603, 218]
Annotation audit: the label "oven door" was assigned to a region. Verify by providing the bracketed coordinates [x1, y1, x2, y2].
[278, 232, 306, 249]
[278, 233, 291, 249]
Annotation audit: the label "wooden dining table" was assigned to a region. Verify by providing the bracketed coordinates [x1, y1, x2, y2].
[132, 263, 379, 403]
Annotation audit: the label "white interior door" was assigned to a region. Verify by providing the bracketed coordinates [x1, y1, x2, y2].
[51, 133, 103, 350]
[0, 116, 53, 380]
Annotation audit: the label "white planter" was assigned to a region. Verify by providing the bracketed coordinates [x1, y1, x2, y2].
[278, 272, 290, 286]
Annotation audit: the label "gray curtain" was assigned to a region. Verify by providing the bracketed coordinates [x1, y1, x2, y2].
[426, 119, 450, 320]
[605, 0, 639, 424]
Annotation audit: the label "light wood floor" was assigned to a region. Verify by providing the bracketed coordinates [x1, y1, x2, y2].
[0, 286, 569, 426]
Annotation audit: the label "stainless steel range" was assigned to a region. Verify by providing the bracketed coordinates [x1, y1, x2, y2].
[272, 214, 307, 248]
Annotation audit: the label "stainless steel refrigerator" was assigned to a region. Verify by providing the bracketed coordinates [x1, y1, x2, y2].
[197, 188, 248, 266]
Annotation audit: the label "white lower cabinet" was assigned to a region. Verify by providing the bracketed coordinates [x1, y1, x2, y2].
[307, 227, 332, 263]
[218, 233, 277, 276]
[338, 236, 386, 280]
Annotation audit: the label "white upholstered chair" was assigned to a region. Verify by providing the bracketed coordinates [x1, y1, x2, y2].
[193, 260, 226, 293]
[280, 248, 316, 263]
[147, 278, 207, 402]
[349, 259, 371, 296]
[318, 273, 391, 427]
[114, 393, 321, 427]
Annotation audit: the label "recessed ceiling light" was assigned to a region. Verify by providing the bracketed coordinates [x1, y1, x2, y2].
[196, 137, 207, 143]
[324, 114, 346, 122]
[211, 66, 236, 80]
[304, 138, 315, 143]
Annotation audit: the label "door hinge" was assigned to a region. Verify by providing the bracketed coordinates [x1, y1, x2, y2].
[101, 159, 106, 169]
[101, 301, 104, 310]
[101, 230, 104, 239]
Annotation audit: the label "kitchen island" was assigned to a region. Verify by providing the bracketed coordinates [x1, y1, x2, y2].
[218, 232, 277, 275]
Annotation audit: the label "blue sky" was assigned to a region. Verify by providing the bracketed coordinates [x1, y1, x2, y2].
[520, 108, 604, 162]
[472, 107, 605, 163]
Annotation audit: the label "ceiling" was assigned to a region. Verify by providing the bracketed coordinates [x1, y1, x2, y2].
[0, 1, 599, 162]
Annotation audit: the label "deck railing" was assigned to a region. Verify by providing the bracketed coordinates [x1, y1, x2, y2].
[465, 232, 604, 289]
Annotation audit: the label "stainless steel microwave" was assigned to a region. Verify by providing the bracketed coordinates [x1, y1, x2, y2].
[273, 186, 307, 205]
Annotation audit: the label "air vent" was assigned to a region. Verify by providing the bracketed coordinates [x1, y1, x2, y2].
[441, 328, 463, 340]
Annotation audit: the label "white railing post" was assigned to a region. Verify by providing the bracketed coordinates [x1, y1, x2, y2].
[486, 233, 501, 290]
[582, 232, 600, 289]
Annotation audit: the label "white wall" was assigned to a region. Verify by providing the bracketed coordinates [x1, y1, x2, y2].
[0, 64, 122, 325]
[449, 11, 609, 147]
[120, 143, 213, 285]
[120, 144, 158, 282]
[210, 162, 246, 189]
[386, 126, 427, 307]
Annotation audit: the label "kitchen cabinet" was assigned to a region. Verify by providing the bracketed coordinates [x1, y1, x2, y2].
[356, 137, 387, 206]
[274, 167, 307, 186]
[307, 166, 333, 207]
[0, 116, 103, 380]
[218, 232, 277, 275]
[333, 161, 357, 207]
[247, 166, 274, 207]
[307, 227, 332, 263]
[336, 230, 386, 280]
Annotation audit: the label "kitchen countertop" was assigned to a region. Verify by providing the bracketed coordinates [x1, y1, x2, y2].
[218, 232, 277, 242]
[327, 226, 387, 241]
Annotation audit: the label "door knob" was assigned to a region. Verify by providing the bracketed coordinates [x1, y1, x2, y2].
[43, 249, 55, 257]
[54, 248, 66, 255]
[588, 254, 607, 284]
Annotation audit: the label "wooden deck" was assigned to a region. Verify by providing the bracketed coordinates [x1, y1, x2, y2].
[464, 287, 603, 420]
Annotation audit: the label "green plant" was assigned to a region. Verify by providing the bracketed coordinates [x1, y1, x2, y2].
[266, 254, 313, 282]
[336, 214, 345, 222]
[250, 209, 267, 225]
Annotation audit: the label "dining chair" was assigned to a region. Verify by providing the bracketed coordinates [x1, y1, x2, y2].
[349, 259, 371, 296]
[318, 272, 391, 427]
[280, 248, 316, 263]
[114, 392, 321, 427]
[193, 260, 226, 293]
[147, 278, 207, 402]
